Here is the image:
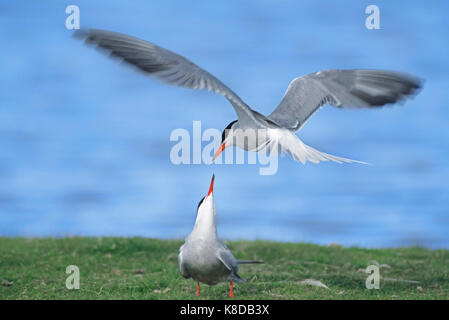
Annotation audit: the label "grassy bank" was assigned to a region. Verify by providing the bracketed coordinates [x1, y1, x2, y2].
[0, 237, 448, 299]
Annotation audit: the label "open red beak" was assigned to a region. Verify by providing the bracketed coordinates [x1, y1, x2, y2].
[207, 174, 215, 197]
[213, 143, 226, 161]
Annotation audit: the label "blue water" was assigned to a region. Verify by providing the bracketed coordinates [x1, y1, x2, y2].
[1, 1, 448, 248]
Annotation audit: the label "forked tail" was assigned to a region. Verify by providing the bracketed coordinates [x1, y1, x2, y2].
[266, 128, 370, 165]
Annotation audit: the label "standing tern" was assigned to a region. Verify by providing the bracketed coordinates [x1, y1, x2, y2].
[75, 29, 422, 164]
[178, 174, 262, 297]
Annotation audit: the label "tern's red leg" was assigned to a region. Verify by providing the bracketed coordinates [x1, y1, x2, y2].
[229, 280, 234, 298]
[196, 282, 200, 297]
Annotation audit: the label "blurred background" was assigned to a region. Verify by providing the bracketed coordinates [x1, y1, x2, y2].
[0, 1, 448, 248]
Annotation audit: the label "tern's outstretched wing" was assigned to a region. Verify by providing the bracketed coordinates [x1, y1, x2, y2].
[268, 69, 422, 131]
[75, 29, 255, 120]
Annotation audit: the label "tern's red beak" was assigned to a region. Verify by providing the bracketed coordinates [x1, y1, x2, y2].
[207, 174, 215, 197]
[213, 143, 226, 161]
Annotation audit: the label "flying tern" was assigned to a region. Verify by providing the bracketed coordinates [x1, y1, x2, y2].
[178, 174, 262, 297]
[75, 29, 422, 164]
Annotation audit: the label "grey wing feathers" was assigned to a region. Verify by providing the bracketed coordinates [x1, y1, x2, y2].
[268, 69, 422, 130]
[217, 247, 238, 272]
[74, 29, 253, 119]
[216, 245, 244, 282]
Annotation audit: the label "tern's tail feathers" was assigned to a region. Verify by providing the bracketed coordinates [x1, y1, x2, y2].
[237, 260, 264, 265]
[300, 143, 370, 165]
[270, 129, 370, 165]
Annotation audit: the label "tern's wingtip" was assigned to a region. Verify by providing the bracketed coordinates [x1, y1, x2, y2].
[72, 28, 89, 39]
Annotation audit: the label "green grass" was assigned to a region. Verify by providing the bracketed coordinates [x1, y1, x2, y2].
[1, 237, 448, 299]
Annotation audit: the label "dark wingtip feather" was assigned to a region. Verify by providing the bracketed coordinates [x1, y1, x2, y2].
[230, 273, 245, 283]
[73, 28, 164, 76]
[72, 28, 95, 42]
[351, 71, 424, 107]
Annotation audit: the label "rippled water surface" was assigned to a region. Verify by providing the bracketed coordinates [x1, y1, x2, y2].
[1, 1, 448, 247]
